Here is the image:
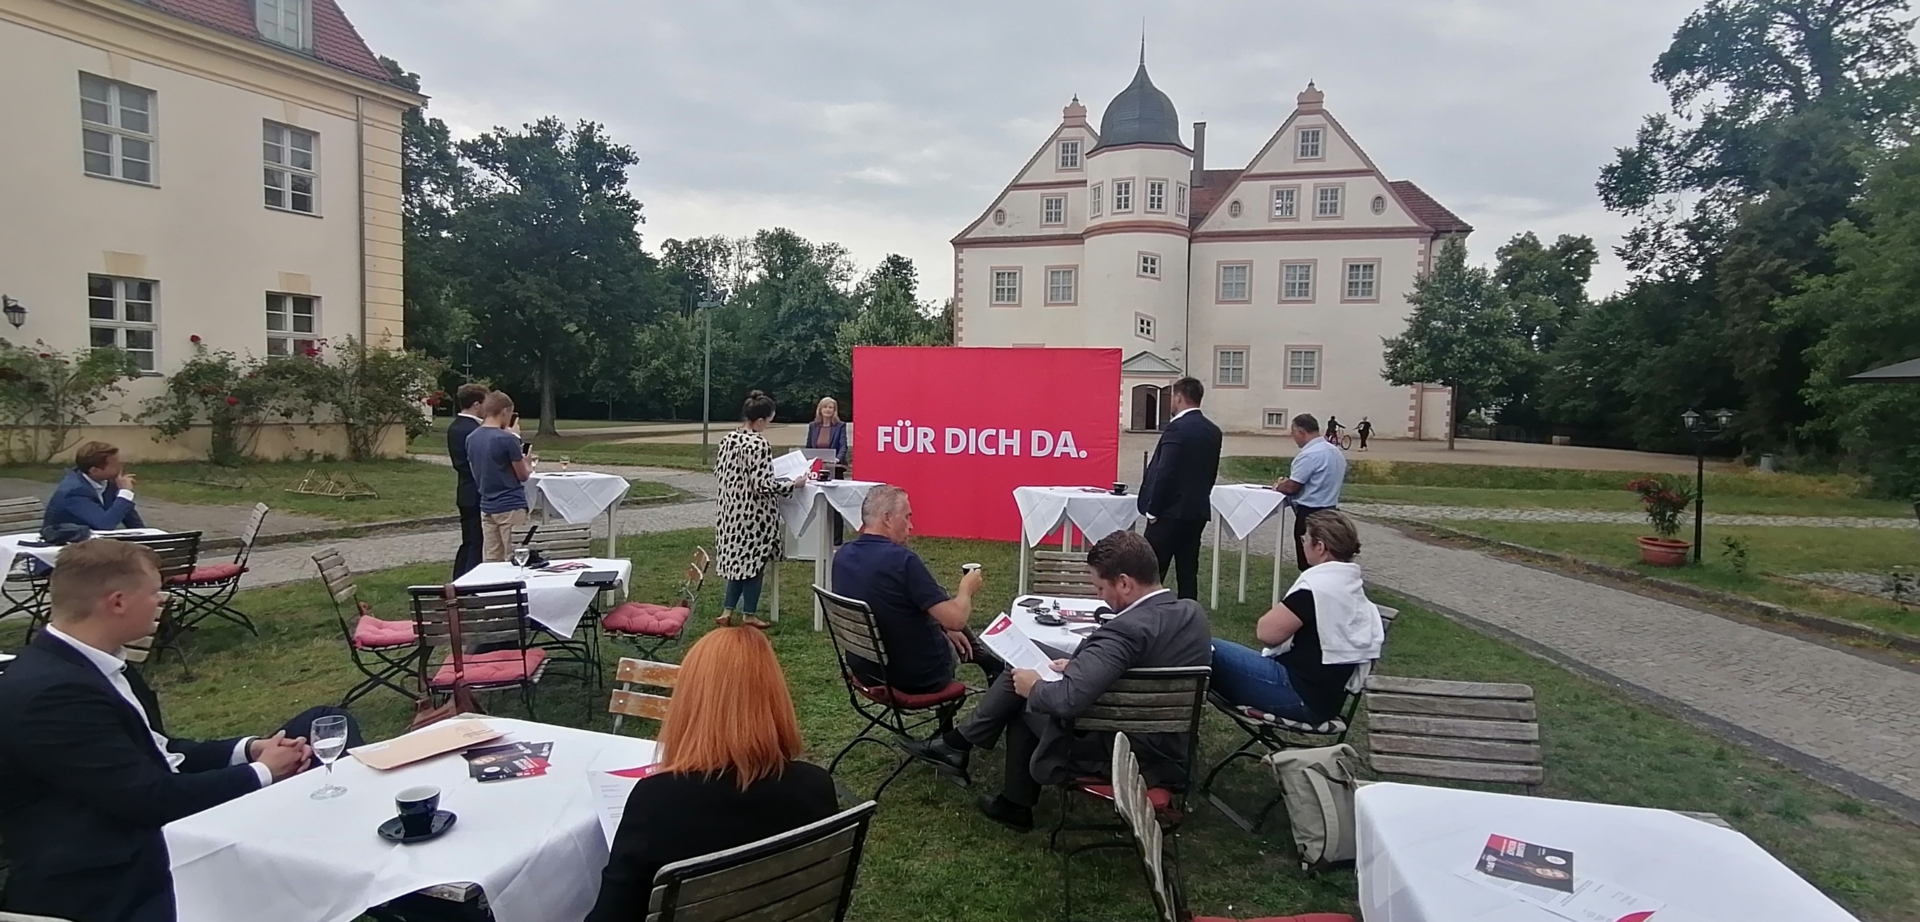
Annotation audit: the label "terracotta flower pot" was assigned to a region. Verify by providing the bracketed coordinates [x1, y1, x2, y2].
[1636, 536, 1691, 568]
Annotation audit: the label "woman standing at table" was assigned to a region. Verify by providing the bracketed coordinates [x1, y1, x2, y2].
[713, 390, 805, 629]
[586, 625, 839, 922]
[806, 397, 850, 467]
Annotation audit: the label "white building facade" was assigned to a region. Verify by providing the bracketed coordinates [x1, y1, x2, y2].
[953, 64, 1467, 438]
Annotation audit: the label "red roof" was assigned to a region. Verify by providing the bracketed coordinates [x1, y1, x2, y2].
[1390, 180, 1472, 234]
[143, 0, 393, 83]
[1188, 168, 1244, 227]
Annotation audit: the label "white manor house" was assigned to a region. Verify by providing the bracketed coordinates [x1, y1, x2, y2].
[951, 58, 1469, 438]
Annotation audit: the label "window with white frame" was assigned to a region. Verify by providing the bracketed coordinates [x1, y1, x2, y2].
[1215, 348, 1247, 387]
[1218, 263, 1250, 302]
[256, 0, 312, 50]
[1315, 185, 1343, 217]
[1271, 186, 1298, 219]
[88, 275, 157, 373]
[1113, 179, 1134, 213]
[1058, 139, 1082, 170]
[991, 269, 1021, 305]
[1041, 195, 1065, 226]
[1345, 261, 1379, 300]
[263, 121, 318, 214]
[1090, 183, 1103, 218]
[1175, 183, 1189, 217]
[79, 74, 154, 184]
[265, 293, 318, 356]
[1045, 268, 1076, 305]
[1263, 409, 1290, 430]
[1282, 262, 1315, 301]
[1297, 127, 1324, 160]
[1135, 314, 1156, 340]
[1286, 348, 1321, 387]
[1146, 179, 1167, 213]
[1137, 252, 1160, 278]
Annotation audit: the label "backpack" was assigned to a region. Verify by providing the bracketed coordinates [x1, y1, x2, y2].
[1265, 743, 1363, 872]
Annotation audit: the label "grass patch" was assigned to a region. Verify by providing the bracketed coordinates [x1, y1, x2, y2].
[408, 425, 713, 472]
[1342, 484, 1914, 518]
[1428, 519, 1920, 639]
[10, 530, 1913, 919]
[1222, 458, 1872, 499]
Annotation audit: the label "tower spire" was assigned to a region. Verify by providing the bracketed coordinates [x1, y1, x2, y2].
[1139, 19, 1146, 65]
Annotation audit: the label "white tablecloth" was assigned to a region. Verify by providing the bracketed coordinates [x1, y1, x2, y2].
[777, 479, 880, 537]
[1012, 486, 1140, 548]
[166, 717, 657, 922]
[528, 471, 629, 525]
[454, 558, 631, 638]
[1209, 484, 1287, 542]
[0, 528, 166, 574]
[1356, 782, 1859, 922]
[1006, 594, 1106, 655]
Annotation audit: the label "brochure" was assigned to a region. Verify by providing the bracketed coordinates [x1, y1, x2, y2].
[588, 754, 663, 844]
[464, 741, 553, 782]
[351, 719, 501, 770]
[1478, 834, 1575, 892]
[979, 614, 1064, 682]
[770, 449, 812, 482]
[1466, 834, 1666, 922]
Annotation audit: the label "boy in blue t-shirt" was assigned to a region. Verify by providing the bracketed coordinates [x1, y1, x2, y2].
[465, 391, 534, 562]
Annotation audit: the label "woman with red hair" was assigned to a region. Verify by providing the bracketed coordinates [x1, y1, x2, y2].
[586, 625, 838, 921]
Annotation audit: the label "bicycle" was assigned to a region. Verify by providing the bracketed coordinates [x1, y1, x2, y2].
[1336, 434, 1354, 451]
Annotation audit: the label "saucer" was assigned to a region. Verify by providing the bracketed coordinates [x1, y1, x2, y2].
[377, 810, 457, 844]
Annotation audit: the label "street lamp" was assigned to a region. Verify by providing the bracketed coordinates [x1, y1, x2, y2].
[2, 296, 25, 329]
[1681, 407, 1735, 563]
[463, 342, 481, 382]
[696, 291, 722, 467]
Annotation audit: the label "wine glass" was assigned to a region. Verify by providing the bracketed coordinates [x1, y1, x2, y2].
[511, 545, 531, 573]
[309, 714, 349, 800]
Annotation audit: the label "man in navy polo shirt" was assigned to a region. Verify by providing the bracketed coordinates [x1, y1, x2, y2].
[832, 485, 1001, 694]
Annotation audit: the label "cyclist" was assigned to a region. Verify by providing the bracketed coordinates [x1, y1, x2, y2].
[1325, 415, 1343, 448]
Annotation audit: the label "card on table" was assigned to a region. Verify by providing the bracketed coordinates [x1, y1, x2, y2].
[464, 741, 554, 782]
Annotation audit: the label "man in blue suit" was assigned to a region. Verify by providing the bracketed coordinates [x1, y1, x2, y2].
[1137, 377, 1222, 600]
[43, 441, 145, 535]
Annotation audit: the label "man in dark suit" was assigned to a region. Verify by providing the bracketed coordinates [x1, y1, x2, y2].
[42, 441, 146, 535]
[0, 539, 357, 922]
[1138, 377, 1222, 600]
[903, 531, 1212, 831]
[447, 383, 490, 578]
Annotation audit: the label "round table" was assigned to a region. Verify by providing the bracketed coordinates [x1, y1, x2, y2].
[1010, 486, 1142, 595]
[527, 471, 630, 557]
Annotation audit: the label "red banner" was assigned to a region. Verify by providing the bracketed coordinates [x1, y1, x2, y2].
[853, 346, 1121, 540]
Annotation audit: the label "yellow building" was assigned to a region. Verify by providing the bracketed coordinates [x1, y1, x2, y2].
[0, 0, 421, 459]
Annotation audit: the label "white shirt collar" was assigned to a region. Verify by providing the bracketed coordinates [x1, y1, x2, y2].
[1170, 407, 1199, 421]
[1116, 587, 1172, 618]
[44, 624, 127, 676]
[458, 412, 484, 422]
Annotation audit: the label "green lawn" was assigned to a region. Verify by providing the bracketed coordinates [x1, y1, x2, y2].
[1426, 519, 1920, 640]
[1223, 458, 1880, 498]
[11, 529, 1913, 920]
[1341, 483, 1915, 518]
[0, 460, 682, 525]
[409, 424, 714, 472]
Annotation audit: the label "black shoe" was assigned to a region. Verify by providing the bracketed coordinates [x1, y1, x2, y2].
[975, 795, 1034, 833]
[901, 737, 969, 775]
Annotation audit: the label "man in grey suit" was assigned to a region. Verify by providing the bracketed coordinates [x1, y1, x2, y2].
[903, 531, 1212, 831]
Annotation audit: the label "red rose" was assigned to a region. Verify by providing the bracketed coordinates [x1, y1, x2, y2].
[190, 335, 202, 344]
[302, 347, 320, 357]
[36, 353, 49, 359]
[224, 396, 240, 406]
[425, 396, 442, 407]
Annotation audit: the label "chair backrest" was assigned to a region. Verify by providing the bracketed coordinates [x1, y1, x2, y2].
[235, 503, 270, 563]
[311, 547, 357, 618]
[609, 657, 680, 727]
[114, 532, 202, 581]
[408, 582, 530, 651]
[1112, 733, 1181, 922]
[813, 585, 889, 680]
[647, 800, 879, 922]
[0, 497, 44, 535]
[1070, 666, 1210, 793]
[1030, 549, 1097, 599]
[1363, 675, 1543, 790]
[514, 523, 593, 560]
[679, 546, 711, 606]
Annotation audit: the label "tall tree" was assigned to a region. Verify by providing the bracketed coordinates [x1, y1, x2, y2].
[832, 256, 950, 409]
[1493, 232, 1597, 431]
[451, 118, 658, 437]
[379, 58, 471, 359]
[1381, 238, 1528, 449]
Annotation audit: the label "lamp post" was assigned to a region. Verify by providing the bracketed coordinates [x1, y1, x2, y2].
[696, 292, 721, 467]
[2, 296, 25, 329]
[463, 342, 481, 382]
[1681, 408, 1734, 563]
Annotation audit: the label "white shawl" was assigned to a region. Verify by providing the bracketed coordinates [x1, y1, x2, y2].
[1263, 561, 1384, 665]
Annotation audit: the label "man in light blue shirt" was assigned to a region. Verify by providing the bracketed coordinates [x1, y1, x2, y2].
[1272, 413, 1346, 570]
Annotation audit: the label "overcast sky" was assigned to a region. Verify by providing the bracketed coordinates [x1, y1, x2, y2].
[345, 0, 1695, 303]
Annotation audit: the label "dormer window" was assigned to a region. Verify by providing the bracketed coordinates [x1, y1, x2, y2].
[1296, 127, 1324, 161]
[257, 0, 312, 51]
[1057, 139, 1082, 170]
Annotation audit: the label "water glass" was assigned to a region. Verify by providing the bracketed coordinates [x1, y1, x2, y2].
[511, 546, 532, 572]
[309, 714, 349, 800]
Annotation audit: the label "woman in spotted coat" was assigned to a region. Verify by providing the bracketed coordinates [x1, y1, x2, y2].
[713, 390, 806, 628]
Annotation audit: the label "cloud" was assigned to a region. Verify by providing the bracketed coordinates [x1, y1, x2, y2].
[345, 0, 1695, 300]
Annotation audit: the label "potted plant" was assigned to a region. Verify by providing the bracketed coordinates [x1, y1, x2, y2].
[1628, 476, 1694, 567]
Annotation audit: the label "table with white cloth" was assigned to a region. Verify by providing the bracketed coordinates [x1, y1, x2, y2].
[527, 471, 630, 557]
[165, 717, 658, 922]
[1207, 484, 1292, 608]
[1356, 782, 1861, 922]
[1011, 487, 1143, 595]
[0, 528, 166, 575]
[776, 479, 881, 629]
[1005, 594, 1105, 657]
[453, 558, 631, 639]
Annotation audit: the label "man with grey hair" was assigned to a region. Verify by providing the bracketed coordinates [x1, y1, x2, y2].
[831, 485, 1002, 694]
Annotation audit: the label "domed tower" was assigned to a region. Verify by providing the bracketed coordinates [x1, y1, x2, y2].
[1083, 54, 1192, 382]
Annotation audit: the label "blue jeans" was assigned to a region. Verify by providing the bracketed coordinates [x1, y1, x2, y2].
[1209, 639, 1316, 723]
[722, 574, 764, 615]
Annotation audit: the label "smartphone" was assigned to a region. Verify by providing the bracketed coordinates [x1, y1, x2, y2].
[509, 412, 520, 426]
[522, 441, 534, 456]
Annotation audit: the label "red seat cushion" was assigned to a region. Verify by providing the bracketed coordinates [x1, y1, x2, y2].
[168, 562, 246, 585]
[432, 649, 547, 687]
[851, 678, 967, 711]
[352, 615, 416, 649]
[1076, 782, 1173, 810]
[602, 602, 690, 637]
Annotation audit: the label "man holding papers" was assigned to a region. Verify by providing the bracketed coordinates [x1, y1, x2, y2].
[903, 531, 1211, 832]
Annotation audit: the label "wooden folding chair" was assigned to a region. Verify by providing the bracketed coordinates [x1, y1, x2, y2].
[513, 522, 594, 560]
[646, 801, 879, 922]
[112, 532, 202, 674]
[409, 582, 548, 717]
[813, 585, 971, 800]
[1030, 548, 1099, 599]
[313, 548, 420, 706]
[604, 547, 707, 660]
[0, 496, 50, 634]
[1362, 675, 1543, 793]
[608, 657, 680, 734]
[171, 503, 269, 634]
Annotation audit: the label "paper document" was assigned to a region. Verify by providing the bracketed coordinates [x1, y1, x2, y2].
[980, 614, 1064, 682]
[588, 753, 661, 845]
[1461, 869, 1666, 922]
[351, 719, 501, 770]
[770, 450, 812, 482]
